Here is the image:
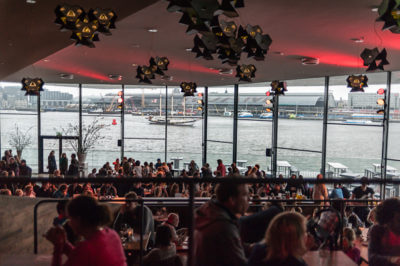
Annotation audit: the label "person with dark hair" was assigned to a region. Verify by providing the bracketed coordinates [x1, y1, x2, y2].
[48, 150, 57, 175]
[351, 177, 374, 224]
[67, 154, 79, 177]
[194, 177, 249, 266]
[113, 192, 155, 246]
[143, 225, 180, 265]
[369, 198, 400, 266]
[45, 196, 126, 266]
[59, 153, 68, 176]
[53, 184, 68, 198]
[19, 159, 32, 178]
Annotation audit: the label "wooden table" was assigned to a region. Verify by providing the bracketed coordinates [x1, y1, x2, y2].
[0, 254, 66, 266]
[355, 239, 369, 263]
[123, 233, 150, 251]
[303, 251, 357, 266]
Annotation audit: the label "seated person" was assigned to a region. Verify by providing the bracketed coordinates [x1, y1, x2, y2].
[161, 213, 187, 245]
[53, 200, 79, 245]
[113, 192, 155, 246]
[344, 206, 363, 235]
[143, 225, 179, 266]
[99, 183, 117, 197]
[343, 227, 360, 264]
[369, 198, 400, 266]
[45, 196, 126, 266]
[249, 211, 309, 266]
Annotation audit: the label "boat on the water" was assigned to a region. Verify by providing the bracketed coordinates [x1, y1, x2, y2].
[238, 111, 253, 118]
[259, 113, 273, 119]
[343, 120, 375, 125]
[148, 116, 197, 126]
[223, 108, 232, 117]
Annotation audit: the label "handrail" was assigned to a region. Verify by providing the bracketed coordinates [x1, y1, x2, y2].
[2, 176, 400, 185]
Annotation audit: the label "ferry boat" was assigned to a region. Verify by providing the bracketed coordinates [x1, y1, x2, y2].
[148, 116, 197, 126]
[343, 120, 374, 125]
[259, 113, 273, 119]
[238, 111, 253, 118]
[223, 108, 232, 117]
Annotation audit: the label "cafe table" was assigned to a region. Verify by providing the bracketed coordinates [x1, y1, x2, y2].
[303, 251, 357, 266]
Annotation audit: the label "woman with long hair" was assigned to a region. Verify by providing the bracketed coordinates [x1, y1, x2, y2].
[251, 211, 308, 266]
[369, 198, 400, 266]
[45, 196, 126, 266]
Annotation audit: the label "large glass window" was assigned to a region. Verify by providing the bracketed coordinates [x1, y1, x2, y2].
[82, 85, 120, 170]
[275, 78, 324, 178]
[124, 85, 166, 163]
[207, 86, 234, 171]
[387, 71, 400, 171]
[327, 73, 386, 179]
[237, 83, 271, 172]
[167, 86, 203, 168]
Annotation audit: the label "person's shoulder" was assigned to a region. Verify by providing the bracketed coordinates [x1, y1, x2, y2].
[369, 224, 387, 240]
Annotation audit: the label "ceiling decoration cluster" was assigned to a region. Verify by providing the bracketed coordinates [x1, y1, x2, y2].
[360, 48, 389, 71]
[55, 4, 117, 47]
[166, 0, 272, 82]
[21, 78, 44, 96]
[346, 75, 368, 92]
[377, 0, 400, 33]
[136, 57, 170, 84]
[270, 80, 287, 95]
[235, 64, 256, 82]
[180, 82, 198, 97]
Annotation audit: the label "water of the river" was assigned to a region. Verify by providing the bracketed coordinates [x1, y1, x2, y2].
[1, 111, 400, 176]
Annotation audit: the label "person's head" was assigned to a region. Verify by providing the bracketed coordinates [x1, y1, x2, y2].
[91, 168, 97, 174]
[265, 211, 307, 260]
[56, 200, 68, 216]
[15, 189, 23, 196]
[67, 196, 112, 235]
[345, 206, 353, 216]
[124, 192, 138, 210]
[376, 198, 400, 234]
[367, 207, 378, 225]
[155, 225, 172, 247]
[291, 174, 296, 179]
[25, 185, 33, 194]
[21, 160, 26, 166]
[71, 154, 76, 159]
[317, 173, 323, 179]
[0, 189, 11, 196]
[361, 177, 369, 189]
[136, 160, 140, 166]
[50, 150, 54, 156]
[53, 170, 61, 177]
[62, 153, 66, 158]
[59, 184, 68, 194]
[167, 213, 179, 227]
[217, 159, 222, 165]
[343, 227, 355, 250]
[215, 178, 249, 215]
[157, 158, 161, 163]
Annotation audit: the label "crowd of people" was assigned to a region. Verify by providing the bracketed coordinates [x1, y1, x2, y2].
[0, 149, 396, 265]
[39, 182, 398, 266]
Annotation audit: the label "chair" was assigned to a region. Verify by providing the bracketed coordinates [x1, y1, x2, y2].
[144, 255, 183, 266]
